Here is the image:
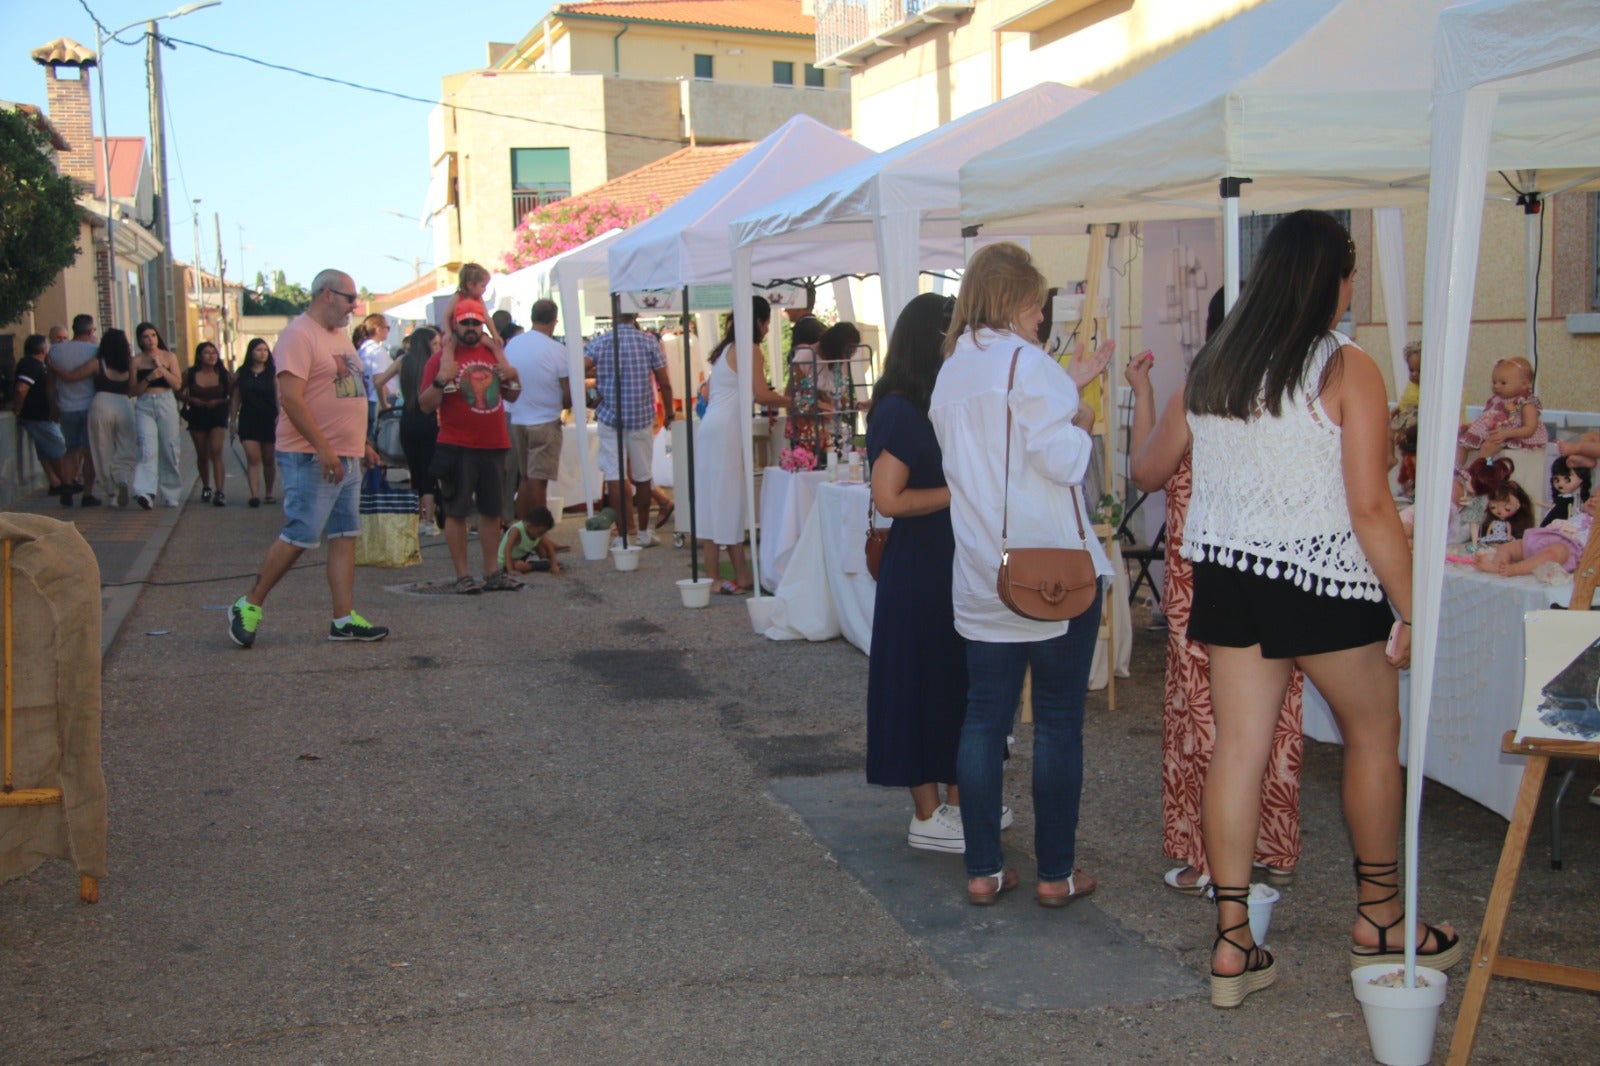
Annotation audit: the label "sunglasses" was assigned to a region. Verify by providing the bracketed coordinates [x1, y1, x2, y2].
[330, 289, 359, 303]
[457, 319, 484, 328]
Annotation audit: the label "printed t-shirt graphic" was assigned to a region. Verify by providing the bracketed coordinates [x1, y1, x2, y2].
[423, 345, 511, 450]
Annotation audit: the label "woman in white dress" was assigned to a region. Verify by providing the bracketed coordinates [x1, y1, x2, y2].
[693, 297, 789, 594]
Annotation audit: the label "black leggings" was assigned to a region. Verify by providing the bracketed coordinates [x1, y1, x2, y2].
[400, 418, 438, 498]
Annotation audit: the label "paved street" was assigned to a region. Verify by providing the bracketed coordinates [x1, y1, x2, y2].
[2, 474, 1597, 1064]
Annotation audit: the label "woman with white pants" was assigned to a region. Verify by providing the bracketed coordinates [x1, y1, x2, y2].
[132, 322, 184, 507]
[87, 328, 139, 507]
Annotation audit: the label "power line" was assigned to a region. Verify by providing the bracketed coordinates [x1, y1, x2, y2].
[159, 35, 686, 145]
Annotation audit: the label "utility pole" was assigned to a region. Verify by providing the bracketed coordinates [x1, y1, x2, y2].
[147, 24, 176, 344]
[192, 198, 203, 349]
[215, 211, 231, 367]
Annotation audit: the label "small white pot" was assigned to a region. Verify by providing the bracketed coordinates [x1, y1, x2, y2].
[1350, 964, 1448, 1066]
[1247, 883, 1280, 947]
[676, 577, 713, 608]
[579, 528, 612, 561]
[545, 495, 565, 519]
[611, 545, 642, 572]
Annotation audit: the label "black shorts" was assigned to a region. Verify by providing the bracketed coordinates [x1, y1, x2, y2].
[1187, 559, 1394, 660]
[432, 445, 506, 519]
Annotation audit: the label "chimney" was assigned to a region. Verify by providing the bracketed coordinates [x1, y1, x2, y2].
[31, 37, 99, 193]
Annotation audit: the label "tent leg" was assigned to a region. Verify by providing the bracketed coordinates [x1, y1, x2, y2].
[682, 285, 699, 579]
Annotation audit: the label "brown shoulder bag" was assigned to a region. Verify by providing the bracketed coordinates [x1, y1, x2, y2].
[865, 496, 888, 580]
[995, 349, 1099, 621]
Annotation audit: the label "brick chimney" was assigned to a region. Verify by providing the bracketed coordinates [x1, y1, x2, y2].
[31, 38, 99, 193]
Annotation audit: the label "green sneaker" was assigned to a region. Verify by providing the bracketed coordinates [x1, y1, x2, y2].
[228, 596, 262, 648]
[329, 611, 389, 642]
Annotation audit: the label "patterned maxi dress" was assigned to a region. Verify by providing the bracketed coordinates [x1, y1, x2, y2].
[1162, 450, 1304, 873]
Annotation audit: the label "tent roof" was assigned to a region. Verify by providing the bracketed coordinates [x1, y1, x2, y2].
[959, 0, 1600, 232]
[607, 114, 872, 292]
[1437, 0, 1600, 98]
[729, 82, 1093, 274]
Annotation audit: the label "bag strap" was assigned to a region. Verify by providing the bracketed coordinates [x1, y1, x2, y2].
[1001, 347, 1086, 549]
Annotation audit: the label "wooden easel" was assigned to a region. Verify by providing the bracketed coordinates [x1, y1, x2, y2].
[1445, 531, 1600, 1062]
[0, 540, 98, 904]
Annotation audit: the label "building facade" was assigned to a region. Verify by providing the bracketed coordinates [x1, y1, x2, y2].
[427, 0, 850, 281]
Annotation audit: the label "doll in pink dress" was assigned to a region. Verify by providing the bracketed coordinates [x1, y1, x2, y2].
[1457, 356, 1548, 466]
[1476, 494, 1598, 576]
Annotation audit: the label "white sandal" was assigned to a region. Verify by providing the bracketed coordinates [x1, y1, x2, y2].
[1163, 866, 1211, 895]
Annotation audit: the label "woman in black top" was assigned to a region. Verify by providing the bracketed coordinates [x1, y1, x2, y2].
[374, 327, 442, 534]
[230, 337, 279, 507]
[87, 327, 138, 506]
[181, 341, 232, 505]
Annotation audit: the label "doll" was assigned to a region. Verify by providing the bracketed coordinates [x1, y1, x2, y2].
[1478, 494, 1599, 578]
[1478, 481, 1534, 546]
[1456, 356, 1548, 465]
[1542, 456, 1592, 526]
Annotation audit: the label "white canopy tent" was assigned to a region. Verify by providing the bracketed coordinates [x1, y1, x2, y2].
[607, 115, 875, 590]
[1409, 0, 1600, 986]
[728, 83, 1096, 327]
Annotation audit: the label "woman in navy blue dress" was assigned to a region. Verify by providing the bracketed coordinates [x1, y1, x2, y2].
[867, 293, 980, 855]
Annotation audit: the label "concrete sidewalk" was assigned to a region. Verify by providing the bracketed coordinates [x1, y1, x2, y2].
[2, 479, 1597, 1062]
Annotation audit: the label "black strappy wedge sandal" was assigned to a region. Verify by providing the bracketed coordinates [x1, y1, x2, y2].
[1349, 858, 1463, 970]
[1210, 884, 1277, 1008]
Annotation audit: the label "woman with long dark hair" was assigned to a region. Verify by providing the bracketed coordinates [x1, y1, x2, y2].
[230, 338, 279, 507]
[87, 327, 138, 506]
[866, 293, 1009, 855]
[181, 341, 232, 505]
[929, 242, 1113, 910]
[131, 322, 184, 508]
[374, 327, 443, 534]
[1182, 210, 1457, 1008]
[693, 297, 788, 593]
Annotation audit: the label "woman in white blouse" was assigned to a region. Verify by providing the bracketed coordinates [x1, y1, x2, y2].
[929, 242, 1114, 909]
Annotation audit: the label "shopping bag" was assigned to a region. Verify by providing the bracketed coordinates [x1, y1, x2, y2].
[374, 406, 407, 466]
[355, 466, 420, 567]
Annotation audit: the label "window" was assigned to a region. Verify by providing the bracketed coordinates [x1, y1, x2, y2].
[510, 147, 571, 224]
[693, 53, 713, 79]
[773, 60, 794, 85]
[804, 63, 825, 88]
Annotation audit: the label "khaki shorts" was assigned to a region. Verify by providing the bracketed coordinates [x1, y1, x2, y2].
[597, 426, 654, 483]
[513, 421, 563, 481]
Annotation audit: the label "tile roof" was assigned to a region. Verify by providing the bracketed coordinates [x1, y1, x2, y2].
[31, 37, 98, 67]
[560, 140, 753, 215]
[557, 0, 815, 35]
[94, 137, 146, 200]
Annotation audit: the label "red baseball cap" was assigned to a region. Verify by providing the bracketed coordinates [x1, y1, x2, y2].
[453, 298, 488, 324]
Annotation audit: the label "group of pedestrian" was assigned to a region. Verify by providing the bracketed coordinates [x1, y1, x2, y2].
[14, 313, 280, 511]
[863, 213, 1459, 1011]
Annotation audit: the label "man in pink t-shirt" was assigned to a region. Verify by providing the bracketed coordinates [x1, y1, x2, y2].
[228, 269, 388, 647]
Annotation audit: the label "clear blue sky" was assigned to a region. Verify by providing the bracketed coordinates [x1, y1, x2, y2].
[1, 1, 558, 296]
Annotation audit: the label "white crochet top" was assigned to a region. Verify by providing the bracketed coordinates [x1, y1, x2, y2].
[1181, 331, 1384, 601]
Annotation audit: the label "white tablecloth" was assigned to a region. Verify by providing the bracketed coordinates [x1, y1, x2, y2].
[554, 424, 600, 510]
[762, 482, 1134, 689]
[757, 467, 833, 592]
[1303, 564, 1578, 819]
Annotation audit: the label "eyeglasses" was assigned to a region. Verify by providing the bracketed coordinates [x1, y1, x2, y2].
[329, 289, 359, 303]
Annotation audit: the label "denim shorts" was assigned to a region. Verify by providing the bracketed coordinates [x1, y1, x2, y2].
[21, 419, 67, 461]
[277, 451, 361, 548]
[58, 409, 90, 451]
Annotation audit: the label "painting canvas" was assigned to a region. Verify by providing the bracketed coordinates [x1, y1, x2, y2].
[1518, 609, 1600, 744]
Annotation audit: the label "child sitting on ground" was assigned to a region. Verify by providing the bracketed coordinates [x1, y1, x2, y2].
[1457, 356, 1548, 465]
[498, 506, 560, 576]
[1476, 494, 1598, 577]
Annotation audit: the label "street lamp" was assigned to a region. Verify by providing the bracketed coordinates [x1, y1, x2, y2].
[93, 0, 221, 331]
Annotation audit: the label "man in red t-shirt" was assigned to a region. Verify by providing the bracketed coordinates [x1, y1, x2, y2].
[420, 297, 522, 592]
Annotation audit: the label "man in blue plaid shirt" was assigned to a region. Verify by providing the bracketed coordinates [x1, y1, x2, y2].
[585, 313, 674, 546]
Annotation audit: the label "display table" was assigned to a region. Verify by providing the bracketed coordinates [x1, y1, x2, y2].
[757, 467, 832, 591]
[761, 481, 1133, 690]
[553, 424, 600, 511]
[1303, 564, 1582, 819]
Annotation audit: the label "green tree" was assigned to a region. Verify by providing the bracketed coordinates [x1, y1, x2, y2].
[0, 108, 81, 327]
[244, 269, 313, 315]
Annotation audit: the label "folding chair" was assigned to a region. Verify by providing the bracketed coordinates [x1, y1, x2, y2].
[1122, 522, 1166, 608]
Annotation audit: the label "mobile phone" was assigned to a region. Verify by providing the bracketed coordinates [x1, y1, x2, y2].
[1385, 620, 1404, 660]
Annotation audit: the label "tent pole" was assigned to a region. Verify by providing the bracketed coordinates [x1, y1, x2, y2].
[1220, 177, 1251, 310]
[682, 285, 699, 580]
[1522, 189, 1542, 378]
[611, 292, 629, 544]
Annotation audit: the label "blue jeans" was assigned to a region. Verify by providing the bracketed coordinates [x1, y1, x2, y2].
[277, 451, 361, 548]
[958, 588, 1102, 881]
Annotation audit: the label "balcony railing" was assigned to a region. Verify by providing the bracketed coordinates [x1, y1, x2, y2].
[512, 186, 572, 225]
[813, 0, 974, 68]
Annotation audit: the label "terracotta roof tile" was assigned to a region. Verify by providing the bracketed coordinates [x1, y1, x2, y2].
[557, 0, 815, 35]
[31, 37, 98, 68]
[561, 140, 753, 215]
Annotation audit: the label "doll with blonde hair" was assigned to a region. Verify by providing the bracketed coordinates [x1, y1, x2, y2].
[1456, 355, 1547, 465]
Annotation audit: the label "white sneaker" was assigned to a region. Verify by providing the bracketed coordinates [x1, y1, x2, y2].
[634, 530, 659, 548]
[944, 803, 1016, 831]
[908, 804, 965, 854]
[611, 535, 627, 551]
